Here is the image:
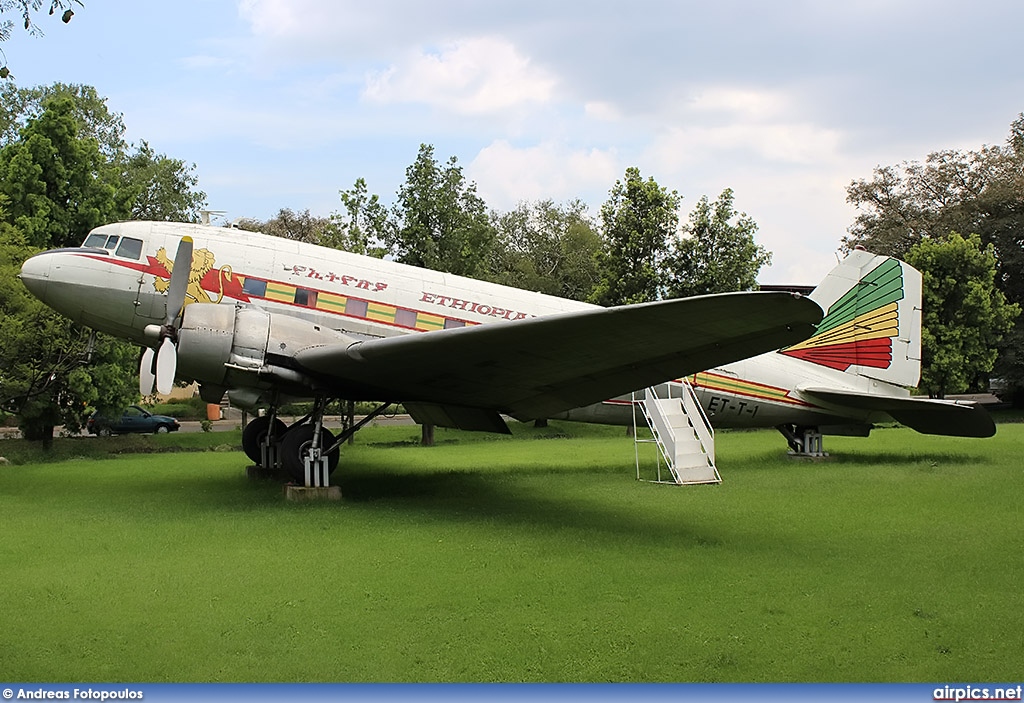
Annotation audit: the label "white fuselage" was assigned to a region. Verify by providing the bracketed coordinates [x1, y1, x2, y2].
[19, 221, 902, 431]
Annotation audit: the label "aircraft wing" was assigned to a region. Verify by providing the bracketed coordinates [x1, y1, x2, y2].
[294, 291, 822, 430]
[797, 386, 996, 438]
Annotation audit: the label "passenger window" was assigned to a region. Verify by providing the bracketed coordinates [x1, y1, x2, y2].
[84, 233, 107, 248]
[115, 237, 143, 260]
[243, 278, 268, 297]
[395, 309, 417, 328]
[295, 289, 318, 307]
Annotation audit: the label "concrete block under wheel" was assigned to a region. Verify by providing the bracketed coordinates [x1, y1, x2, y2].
[284, 485, 342, 502]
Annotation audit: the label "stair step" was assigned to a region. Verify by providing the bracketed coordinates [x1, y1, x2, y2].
[637, 382, 720, 485]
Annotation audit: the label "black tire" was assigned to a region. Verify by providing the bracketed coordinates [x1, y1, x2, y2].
[155, 424, 170, 434]
[98, 426, 112, 437]
[242, 415, 287, 466]
[280, 425, 339, 483]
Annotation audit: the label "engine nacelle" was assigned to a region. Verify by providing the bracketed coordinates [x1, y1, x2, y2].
[176, 303, 354, 394]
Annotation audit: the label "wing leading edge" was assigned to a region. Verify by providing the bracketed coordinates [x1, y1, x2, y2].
[294, 291, 823, 429]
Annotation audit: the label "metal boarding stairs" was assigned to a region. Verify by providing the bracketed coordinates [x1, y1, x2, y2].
[634, 380, 720, 485]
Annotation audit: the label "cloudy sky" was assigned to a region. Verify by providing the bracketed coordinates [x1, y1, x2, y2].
[4, 0, 1022, 283]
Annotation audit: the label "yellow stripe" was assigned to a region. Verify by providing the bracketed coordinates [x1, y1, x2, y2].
[415, 313, 445, 331]
[366, 302, 396, 322]
[316, 291, 347, 312]
[693, 372, 796, 403]
[788, 302, 899, 351]
[265, 282, 295, 303]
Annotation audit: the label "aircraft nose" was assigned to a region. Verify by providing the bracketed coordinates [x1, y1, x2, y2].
[19, 252, 52, 299]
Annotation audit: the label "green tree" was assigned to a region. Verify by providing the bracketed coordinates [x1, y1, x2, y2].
[591, 167, 680, 306]
[487, 199, 601, 301]
[330, 177, 390, 256]
[1, 83, 125, 156]
[0, 215, 136, 445]
[664, 188, 772, 298]
[1, 83, 206, 225]
[388, 143, 495, 278]
[904, 233, 1019, 398]
[0, 95, 122, 247]
[236, 208, 337, 245]
[122, 140, 206, 222]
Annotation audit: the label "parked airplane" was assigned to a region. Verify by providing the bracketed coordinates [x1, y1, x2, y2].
[18, 221, 993, 486]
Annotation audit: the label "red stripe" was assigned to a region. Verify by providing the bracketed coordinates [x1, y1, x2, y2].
[782, 338, 892, 371]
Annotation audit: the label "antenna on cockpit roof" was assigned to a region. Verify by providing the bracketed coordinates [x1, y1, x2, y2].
[199, 210, 227, 226]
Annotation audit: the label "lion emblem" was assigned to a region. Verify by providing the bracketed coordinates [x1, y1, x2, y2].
[152, 247, 234, 305]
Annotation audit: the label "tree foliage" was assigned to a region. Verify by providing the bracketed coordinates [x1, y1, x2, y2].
[664, 188, 771, 298]
[0, 216, 136, 444]
[332, 177, 389, 256]
[904, 233, 1019, 398]
[236, 208, 337, 246]
[122, 140, 205, 222]
[1, 82, 125, 156]
[487, 199, 600, 301]
[0, 95, 121, 247]
[591, 167, 680, 306]
[387, 143, 495, 278]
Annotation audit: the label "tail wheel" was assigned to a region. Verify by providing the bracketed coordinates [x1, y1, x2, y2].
[280, 425, 339, 483]
[242, 415, 287, 466]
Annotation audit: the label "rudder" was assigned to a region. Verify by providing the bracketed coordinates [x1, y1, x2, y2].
[780, 249, 922, 388]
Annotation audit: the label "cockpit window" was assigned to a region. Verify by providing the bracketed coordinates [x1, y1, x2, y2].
[83, 232, 140, 258]
[115, 237, 143, 260]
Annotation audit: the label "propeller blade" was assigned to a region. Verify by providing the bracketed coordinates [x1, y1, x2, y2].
[155, 336, 177, 395]
[139, 347, 156, 396]
[164, 235, 194, 325]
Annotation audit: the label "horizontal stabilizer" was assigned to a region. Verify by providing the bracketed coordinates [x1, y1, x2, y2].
[798, 386, 996, 438]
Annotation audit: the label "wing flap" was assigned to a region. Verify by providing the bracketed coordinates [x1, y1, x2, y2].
[404, 402, 511, 434]
[296, 291, 822, 420]
[798, 386, 996, 438]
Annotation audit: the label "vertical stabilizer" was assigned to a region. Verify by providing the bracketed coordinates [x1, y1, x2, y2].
[780, 250, 922, 388]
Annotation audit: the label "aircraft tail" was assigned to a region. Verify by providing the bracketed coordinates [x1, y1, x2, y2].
[780, 248, 923, 388]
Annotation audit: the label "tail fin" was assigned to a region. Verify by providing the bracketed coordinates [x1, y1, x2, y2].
[780, 249, 922, 388]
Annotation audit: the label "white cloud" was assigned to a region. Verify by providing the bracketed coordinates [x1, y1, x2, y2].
[584, 101, 622, 122]
[469, 140, 619, 210]
[689, 87, 790, 121]
[362, 37, 557, 116]
[649, 122, 845, 168]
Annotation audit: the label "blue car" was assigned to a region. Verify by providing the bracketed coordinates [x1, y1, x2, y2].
[87, 405, 180, 436]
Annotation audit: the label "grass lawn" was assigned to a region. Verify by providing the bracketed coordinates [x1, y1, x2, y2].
[0, 420, 1021, 682]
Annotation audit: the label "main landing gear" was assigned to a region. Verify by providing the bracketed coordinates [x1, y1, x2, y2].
[242, 398, 393, 486]
[777, 424, 827, 458]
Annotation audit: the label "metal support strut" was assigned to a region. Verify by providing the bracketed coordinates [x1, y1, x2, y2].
[304, 396, 330, 488]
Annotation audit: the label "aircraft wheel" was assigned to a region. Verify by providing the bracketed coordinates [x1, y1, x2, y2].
[242, 415, 287, 466]
[280, 425, 339, 483]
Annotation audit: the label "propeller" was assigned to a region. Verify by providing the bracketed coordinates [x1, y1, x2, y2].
[139, 236, 193, 396]
[139, 347, 155, 396]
